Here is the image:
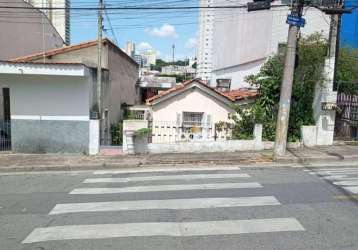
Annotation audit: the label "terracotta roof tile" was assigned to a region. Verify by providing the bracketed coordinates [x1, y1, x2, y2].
[146, 78, 236, 104]
[222, 89, 259, 101]
[0, 60, 85, 66]
[10, 40, 99, 62]
[10, 38, 138, 66]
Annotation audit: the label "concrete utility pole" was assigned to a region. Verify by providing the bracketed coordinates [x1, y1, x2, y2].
[97, 0, 103, 118]
[274, 0, 304, 158]
[172, 44, 175, 66]
[328, 15, 339, 59]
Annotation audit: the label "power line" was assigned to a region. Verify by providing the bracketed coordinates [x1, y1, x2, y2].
[104, 6, 119, 45]
[0, 4, 270, 10]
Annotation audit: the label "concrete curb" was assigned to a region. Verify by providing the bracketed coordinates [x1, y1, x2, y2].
[1, 151, 358, 173]
[0, 159, 283, 173]
[276, 155, 358, 164]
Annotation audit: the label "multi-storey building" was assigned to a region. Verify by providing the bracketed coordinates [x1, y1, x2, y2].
[125, 41, 136, 58]
[197, 0, 215, 82]
[0, 0, 64, 60]
[25, 0, 70, 44]
[143, 50, 157, 67]
[197, 0, 330, 89]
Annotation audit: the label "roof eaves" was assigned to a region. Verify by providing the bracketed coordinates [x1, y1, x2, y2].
[9, 40, 99, 62]
[146, 79, 235, 105]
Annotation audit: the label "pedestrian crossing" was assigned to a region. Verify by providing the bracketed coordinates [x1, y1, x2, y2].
[22, 167, 305, 245]
[308, 167, 358, 194]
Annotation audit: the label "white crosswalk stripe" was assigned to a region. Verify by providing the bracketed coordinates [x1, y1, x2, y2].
[333, 180, 358, 186]
[93, 167, 241, 175]
[343, 186, 358, 194]
[314, 167, 358, 171]
[309, 167, 358, 194]
[22, 218, 305, 243]
[70, 182, 262, 194]
[49, 196, 281, 215]
[83, 173, 250, 183]
[23, 168, 305, 244]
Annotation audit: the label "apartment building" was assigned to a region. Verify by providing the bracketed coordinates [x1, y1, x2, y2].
[25, 0, 70, 44]
[197, 0, 215, 82]
[197, 0, 330, 89]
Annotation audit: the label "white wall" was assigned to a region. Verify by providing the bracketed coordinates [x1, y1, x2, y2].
[89, 119, 100, 155]
[0, 75, 90, 118]
[151, 88, 233, 124]
[212, 59, 265, 89]
[313, 58, 337, 145]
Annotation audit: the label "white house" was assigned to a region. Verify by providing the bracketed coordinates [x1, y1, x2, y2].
[145, 79, 258, 143]
[0, 61, 100, 154]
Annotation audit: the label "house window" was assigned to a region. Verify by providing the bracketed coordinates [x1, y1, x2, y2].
[182, 112, 204, 127]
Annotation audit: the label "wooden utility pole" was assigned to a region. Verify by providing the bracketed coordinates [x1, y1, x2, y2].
[274, 0, 304, 158]
[97, 0, 103, 118]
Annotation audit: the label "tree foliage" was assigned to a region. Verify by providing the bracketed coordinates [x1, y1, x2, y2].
[336, 47, 358, 95]
[231, 33, 328, 142]
[150, 59, 190, 71]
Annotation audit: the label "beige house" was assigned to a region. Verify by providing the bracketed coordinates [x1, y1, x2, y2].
[146, 79, 236, 143]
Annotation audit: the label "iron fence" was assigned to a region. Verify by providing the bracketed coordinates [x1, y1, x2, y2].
[0, 120, 11, 151]
[335, 93, 358, 140]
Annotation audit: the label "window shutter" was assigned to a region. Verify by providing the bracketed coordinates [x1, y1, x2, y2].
[176, 112, 182, 126]
[176, 113, 182, 141]
[207, 114, 212, 127]
[205, 114, 212, 140]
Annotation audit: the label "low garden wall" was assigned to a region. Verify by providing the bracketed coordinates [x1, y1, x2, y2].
[122, 121, 304, 155]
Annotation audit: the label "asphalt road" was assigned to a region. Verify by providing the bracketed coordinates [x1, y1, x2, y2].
[1, 165, 358, 250]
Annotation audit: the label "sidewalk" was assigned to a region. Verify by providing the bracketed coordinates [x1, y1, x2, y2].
[0, 145, 357, 172]
[0, 151, 273, 172]
[277, 145, 358, 164]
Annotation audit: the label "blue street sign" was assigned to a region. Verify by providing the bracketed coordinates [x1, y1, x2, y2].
[286, 14, 306, 27]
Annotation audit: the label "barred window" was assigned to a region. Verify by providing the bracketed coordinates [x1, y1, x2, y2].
[182, 112, 204, 127]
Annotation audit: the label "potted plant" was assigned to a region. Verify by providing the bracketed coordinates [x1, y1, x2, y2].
[133, 128, 150, 154]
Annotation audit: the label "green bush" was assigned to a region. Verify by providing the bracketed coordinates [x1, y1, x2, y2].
[234, 33, 328, 142]
[111, 122, 123, 146]
[134, 128, 151, 137]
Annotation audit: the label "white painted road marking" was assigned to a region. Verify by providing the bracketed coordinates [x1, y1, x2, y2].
[49, 196, 280, 215]
[70, 182, 262, 194]
[343, 186, 358, 194]
[84, 173, 250, 183]
[22, 218, 305, 243]
[333, 180, 358, 186]
[315, 167, 358, 171]
[322, 175, 348, 180]
[93, 167, 241, 175]
[316, 170, 358, 175]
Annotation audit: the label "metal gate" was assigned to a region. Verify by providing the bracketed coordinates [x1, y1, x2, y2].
[0, 120, 11, 151]
[335, 93, 358, 140]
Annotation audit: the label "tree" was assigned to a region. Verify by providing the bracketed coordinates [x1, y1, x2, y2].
[336, 47, 358, 95]
[239, 33, 327, 141]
